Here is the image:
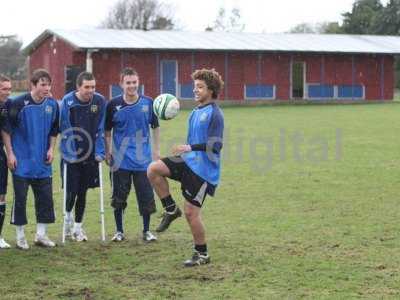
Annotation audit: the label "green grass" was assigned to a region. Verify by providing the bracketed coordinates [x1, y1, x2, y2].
[1, 103, 400, 299]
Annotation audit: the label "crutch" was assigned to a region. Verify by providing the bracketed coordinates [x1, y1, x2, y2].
[61, 162, 67, 244]
[98, 162, 106, 242]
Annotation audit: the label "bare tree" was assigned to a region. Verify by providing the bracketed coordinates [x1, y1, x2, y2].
[101, 0, 174, 30]
[0, 36, 26, 79]
[206, 7, 245, 32]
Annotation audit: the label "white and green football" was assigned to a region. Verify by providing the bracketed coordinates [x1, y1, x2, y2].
[153, 93, 180, 120]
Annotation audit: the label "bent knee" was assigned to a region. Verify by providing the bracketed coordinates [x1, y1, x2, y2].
[147, 160, 169, 178]
[147, 162, 159, 178]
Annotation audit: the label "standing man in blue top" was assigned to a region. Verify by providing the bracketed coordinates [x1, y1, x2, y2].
[59, 71, 106, 242]
[2, 69, 59, 250]
[105, 67, 159, 242]
[147, 68, 224, 267]
[0, 75, 12, 249]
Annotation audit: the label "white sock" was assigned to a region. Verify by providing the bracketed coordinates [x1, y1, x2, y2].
[65, 211, 73, 222]
[16, 226, 25, 240]
[74, 222, 82, 232]
[36, 223, 47, 237]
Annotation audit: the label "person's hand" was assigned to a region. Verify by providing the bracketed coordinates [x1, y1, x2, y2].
[45, 148, 54, 164]
[171, 144, 191, 156]
[105, 152, 112, 166]
[7, 152, 17, 171]
[152, 150, 160, 161]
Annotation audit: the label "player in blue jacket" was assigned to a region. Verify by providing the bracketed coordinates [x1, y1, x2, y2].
[105, 67, 159, 243]
[147, 68, 224, 267]
[0, 75, 12, 249]
[59, 72, 106, 242]
[2, 69, 59, 250]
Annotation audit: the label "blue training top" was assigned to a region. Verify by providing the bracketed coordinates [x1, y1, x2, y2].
[59, 91, 106, 163]
[182, 102, 224, 186]
[3, 93, 59, 179]
[105, 95, 159, 171]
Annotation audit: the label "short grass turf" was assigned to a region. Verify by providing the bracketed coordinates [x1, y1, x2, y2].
[1, 102, 400, 299]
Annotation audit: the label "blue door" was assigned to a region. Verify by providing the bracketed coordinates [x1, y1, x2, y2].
[161, 60, 177, 95]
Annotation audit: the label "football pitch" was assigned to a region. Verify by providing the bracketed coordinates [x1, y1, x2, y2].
[1, 102, 400, 299]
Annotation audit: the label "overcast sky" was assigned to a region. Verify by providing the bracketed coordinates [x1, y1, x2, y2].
[0, 0, 390, 46]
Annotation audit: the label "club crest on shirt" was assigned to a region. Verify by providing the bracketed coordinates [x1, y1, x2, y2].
[91, 104, 98, 113]
[116, 105, 121, 111]
[24, 100, 29, 106]
[142, 105, 149, 113]
[45, 105, 53, 114]
[67, 100, 73, 106]
[200, 112, 208, 122]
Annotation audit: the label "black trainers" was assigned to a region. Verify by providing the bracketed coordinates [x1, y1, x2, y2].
[184, 251, 210, 267]
[156, 207, 182, 232]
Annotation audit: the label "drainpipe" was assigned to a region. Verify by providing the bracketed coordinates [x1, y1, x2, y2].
[86, 49, 98, 73]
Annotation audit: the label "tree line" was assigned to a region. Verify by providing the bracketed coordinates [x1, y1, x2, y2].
[289, 0, 400, 35]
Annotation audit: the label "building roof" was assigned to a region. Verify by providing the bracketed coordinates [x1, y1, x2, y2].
[24, 28, 400, 55]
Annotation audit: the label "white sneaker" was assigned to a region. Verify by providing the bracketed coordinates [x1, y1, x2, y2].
[72, 229, 88, 242]
[34, 234, 56, 247]
[0, 237, 11, 249]
[111, 231, 125, 242]
[16, 237, 29, 250]
[143, 231, 157, 242]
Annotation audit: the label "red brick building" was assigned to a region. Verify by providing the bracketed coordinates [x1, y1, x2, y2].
[24, 29, 400, 102]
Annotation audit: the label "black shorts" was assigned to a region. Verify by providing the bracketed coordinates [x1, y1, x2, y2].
[61, 160, 99, 193]
[110, 169, 156, 216]
[11, 175, 55, 225]
[0, 148, 8, 195]
[161, 156, 215, 208]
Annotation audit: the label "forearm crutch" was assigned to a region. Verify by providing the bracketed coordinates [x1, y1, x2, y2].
[62, 162, 67, 244]
[98, 162, 106, 242]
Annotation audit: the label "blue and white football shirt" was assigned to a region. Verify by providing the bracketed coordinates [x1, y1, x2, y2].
[59, 91, 106, 162]
[105, 95, 159, 171]
[182, 102, 224, 186]
[4, 93, 59, 178]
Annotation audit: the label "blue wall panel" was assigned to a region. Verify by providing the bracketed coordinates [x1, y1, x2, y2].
[308, 84, 334, 98]
[245, 84, 274, 99]
[338, 85, 363, 98]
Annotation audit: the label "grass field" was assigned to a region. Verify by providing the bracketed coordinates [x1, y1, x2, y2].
[1, 102, 400, 299]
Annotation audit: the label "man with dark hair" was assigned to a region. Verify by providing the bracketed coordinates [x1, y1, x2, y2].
[59, 71, 106, 242]
[105, 67, 159, 242]
[147, 68, 224, 266]
[0, 75, 12, 249]
[2, 69, 59, 249]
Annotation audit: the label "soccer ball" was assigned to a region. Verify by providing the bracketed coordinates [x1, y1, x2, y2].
[153, 93, 180, 120]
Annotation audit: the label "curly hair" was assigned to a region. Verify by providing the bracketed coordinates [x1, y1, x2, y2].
[191, 68, 224, 99]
